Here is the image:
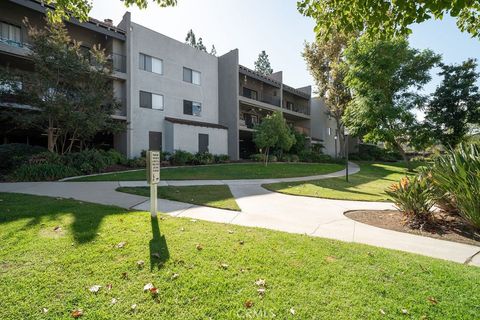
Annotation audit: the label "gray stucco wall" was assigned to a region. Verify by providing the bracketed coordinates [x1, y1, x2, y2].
[218, 50, 240, 160]
[310, 97, 337, 156]
[126, 21, 220, 158]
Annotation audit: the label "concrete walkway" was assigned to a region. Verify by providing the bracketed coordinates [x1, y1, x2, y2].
[1, 163, 479, 266]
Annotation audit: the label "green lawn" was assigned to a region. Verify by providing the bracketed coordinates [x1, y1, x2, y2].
[264, 162, 423, 202]
[71, 162, 344, 181]
[117, 185, 240, 211]
[1, 193, 479, 319]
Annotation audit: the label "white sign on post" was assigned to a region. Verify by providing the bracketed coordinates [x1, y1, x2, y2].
[146, 151, 160, 217]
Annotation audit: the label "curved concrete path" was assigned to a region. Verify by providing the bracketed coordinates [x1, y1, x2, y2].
[1, 163, 479, 266]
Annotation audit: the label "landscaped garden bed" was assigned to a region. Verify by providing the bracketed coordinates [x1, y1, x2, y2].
[346, 210, 480, 246]
[1, 192, 479, 319]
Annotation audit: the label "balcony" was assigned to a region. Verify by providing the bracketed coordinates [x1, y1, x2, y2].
[0, 37, 31, 57]
[109, 53, 126, 73]
[294, 126, 310, 136]
[240, 87, 281, 108]
[284, 101, 310, 116]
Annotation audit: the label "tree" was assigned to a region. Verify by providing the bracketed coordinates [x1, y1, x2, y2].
[303, 31, 352, 156]
[42, 0, 177, 23]
[424, 59, 480, 148]
[0, 19, 123, 153]
[298, 0, 480, 40]
[254, 51, 273, 75]
[343, 36, 441, 166]
[210, 45, 217, 56]
[185, 30, 212, 53]
[253, 111, 295, 165]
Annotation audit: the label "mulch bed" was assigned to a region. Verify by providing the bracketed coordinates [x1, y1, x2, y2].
[345, 210, 480, 247]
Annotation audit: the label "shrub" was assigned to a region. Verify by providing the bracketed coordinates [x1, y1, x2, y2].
[269, 155, 278, 162]
[127, 157, 146, 168]
[0, 143, 46, 172]
[106, 149, 127, 166]
[290, 154, 300, 162]
[63, 149, 114, 174]
[193, 152, 214, 165]
[170, 150, 194, 166]
[299, 150, 334, 163]
[357, 144, 402, 162]
[10, 163, 79, 182]
[28, 151, 62, 165]
[250, 153, 266, 162]
[386, 174, 435, 228]
[429, 143, 480, 229]
[214, 154, 230, 163]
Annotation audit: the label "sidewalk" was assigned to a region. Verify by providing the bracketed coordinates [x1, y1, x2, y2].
[1, 163, 478, 266]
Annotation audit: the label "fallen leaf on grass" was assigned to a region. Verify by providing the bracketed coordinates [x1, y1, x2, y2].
[89, 285, 101, 293]
[149, 287, 159, 296]
[121, 272, 128, 279]
[427, 297, 438, 305]
[115, 241, 126, 248]
[53, 226, 62, 232]
[325, 256, 337, 263]
[401, 309, 408, 314]
[180, 227, 185, 232]
[171, 273, 179, 279]
[131, 304, 137, 312]
[239, 240, 244, 245]
[380, 309, 386, 315]
[137, 260, 145, 268]
[143, 283, 154, 292]
[254, 279, 266, 287]
[111, 298, 117, 305]
[196, 244, 203, 251]
[106, 284, 112, 290]
[42, 308, 48, 313]
[244, 300, 254, 308]
[190, 219, 197, 223]
[71, 310, 83, 318]
[290, 308, 295, 315]
[257, 288, 266, 296]
[228, 230, 234, 234]
[220, 263, 229, 270]
[151, 252, 161, 259]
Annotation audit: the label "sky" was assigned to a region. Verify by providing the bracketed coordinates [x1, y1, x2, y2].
[90, 0, 480, 96]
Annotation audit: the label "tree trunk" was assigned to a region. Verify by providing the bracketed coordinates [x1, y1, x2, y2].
[264, 147, 269, 167]
[394, 141, 412, 171]
[47, 117, 55, 152]
[336, 122, 345, 157]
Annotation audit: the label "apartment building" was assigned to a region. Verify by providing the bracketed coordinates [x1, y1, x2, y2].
[0, 0, 340, 160]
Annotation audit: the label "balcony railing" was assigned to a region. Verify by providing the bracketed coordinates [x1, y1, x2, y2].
[0, 37, 31, 51]
[294, 126, 310, 136]
[109, 53, 126, 73]
[240, 90, 281, 107]
[284, 102, 310, 116]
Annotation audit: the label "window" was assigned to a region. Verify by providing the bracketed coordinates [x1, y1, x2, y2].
[183, 67, 201, 85]
[286, 101, 294, 110]
[328, 128, 332, 136]
[139, 53, 163, 74]
[140, 91, 164, 110]
[198, 134, 209, 153]
[0, 22, 21, 45]
[149, 131, 162, 151]
[183, 100, 201, 116]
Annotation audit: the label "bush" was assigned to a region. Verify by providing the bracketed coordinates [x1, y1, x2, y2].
[106, 149, 127, 166]
[250, 153, 266, 162]
[63, 149, 115, 174]
[127, 157, 146, 168]
[386, 174, 435, 228]
[357, 144, 402, 162]
[214, 154, 230, 163]
[28, 151, 62, 165]
[193, 152, 214, 165]
[0, 143, 46, 172]
[10, 163, 79, 182]
[429, 143, 480, 229]
[299, 150, 334, 163]
[170, 150, 194, 166]
[291, 155, 300, 162]
[269, 155, 278, 162]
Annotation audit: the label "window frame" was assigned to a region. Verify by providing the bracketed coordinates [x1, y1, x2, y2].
[0, 21, 22, 45]
[139, 53, 163, 75]
[183, 67, 201, 85]
[183, 99, 202, 117]
[140, 90, 164, 111]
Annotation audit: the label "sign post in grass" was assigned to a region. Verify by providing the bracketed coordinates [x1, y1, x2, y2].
[146, 151, 161, 218]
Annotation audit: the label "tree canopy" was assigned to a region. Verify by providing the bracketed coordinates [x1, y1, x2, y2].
[343, 36, 441, 163]
[254, 51, 274, 75]
[424, 59, 480, 148]
[43, 0, 177, 23]
[298, 0, 480, 40]
[303, 31, 352, 156]
[253, 111, 295, 165]
[0, 19, 123, 153]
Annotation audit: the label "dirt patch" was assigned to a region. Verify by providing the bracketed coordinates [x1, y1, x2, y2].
[346, 210, 480, 247]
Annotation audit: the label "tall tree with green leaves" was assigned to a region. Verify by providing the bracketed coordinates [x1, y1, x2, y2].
[253, 111, 295, 165]
[254, 51, 273, 75]
[303, 31, 352, 156]
[343, 36, 441, 166]
[0, 19, 123, 153]
[185, 29, 214, 53]
[298, 0, 480, 40]
[424, 59, 480, 148]
[41, 0, 177, 23]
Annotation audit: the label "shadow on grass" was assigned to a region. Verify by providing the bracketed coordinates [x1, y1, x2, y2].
[149, 216, 169, 270]
[0, 192, 130, 244]
[264, 162, 419, 200]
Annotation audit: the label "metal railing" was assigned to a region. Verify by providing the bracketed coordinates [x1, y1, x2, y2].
[284, 102, 310, 116]
[109, 53, 126, 73]
[0, 37, 31, 50]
